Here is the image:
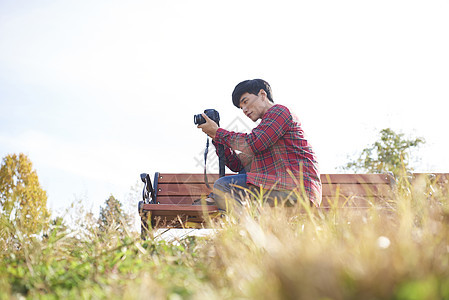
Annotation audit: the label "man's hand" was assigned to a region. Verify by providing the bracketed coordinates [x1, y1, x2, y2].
[197, 113, 219, 139]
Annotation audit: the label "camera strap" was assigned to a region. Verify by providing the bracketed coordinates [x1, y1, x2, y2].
[217, 144, 225, 178]
[204, 138, 212, 190]
[204, 137, 225, 190]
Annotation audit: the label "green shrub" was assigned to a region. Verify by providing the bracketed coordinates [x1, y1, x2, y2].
[1, 175, 448, 299]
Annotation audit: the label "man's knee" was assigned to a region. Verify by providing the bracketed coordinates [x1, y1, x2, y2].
[213, 176, 230, 194]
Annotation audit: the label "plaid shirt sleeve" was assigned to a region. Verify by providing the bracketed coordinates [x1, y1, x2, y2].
[212, 142, 252, 172]
[214, 105, 291, 155]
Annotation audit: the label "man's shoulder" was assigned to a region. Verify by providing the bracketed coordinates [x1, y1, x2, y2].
[267, 104, 293, 119]
[269, 104, 302, 125]
[269, 104, 291, 114]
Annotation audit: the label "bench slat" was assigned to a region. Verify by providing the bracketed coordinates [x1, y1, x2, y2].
[143, 198, 392, 214]
[155, 182, 392, 197]
[412, 173, 449, 184]
[156, 173, 393, 184]
[321, 196, 393, 208]
[156, 196, 198, 205]
[323, 183, 393, 197]
[141, 203, 218, 213]
[153, 195, 390, 208]
[321, 174, 392, 184]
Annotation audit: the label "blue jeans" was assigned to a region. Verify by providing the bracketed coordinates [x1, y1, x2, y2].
[213, 171, 298, 210]
[213, 173, 249, 210]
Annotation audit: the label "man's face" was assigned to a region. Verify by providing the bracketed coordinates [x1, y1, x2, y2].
[239, 91, 265, 122]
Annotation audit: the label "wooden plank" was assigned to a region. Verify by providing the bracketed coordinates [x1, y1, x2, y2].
[157, 173, 394, 184]
[412, 173, 449, 185]
[433, 173, 449, 184]
[150, 215, 208, 228]
[157, 173, 227, 184]
[156, 196, 199, 205]
[155, 195, 393, 206]
[322, 183, 393, 197]
[155, 182, 392, 197]
[141, 203, 218, 213]
[320, 174, 393, 184]
[321, 196, 393, 208]
[145, 198, 390, 212]
[150, 211, 207, 217]
[156, 183, 212, 196]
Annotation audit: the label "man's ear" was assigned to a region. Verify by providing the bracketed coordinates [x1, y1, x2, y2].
[258, 89, 267, 99]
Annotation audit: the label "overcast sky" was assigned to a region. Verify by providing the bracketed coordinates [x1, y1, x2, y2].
[1, 0, 448, 216]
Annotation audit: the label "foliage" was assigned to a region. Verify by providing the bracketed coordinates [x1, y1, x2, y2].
[1, 175, 449, 299]
[343, 128, 425, 176]
[98, 195, 133, 235]
[0, 211, 205, 299]
[0, 153, 49, 236]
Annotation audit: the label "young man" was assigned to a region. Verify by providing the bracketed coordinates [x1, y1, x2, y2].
[197, 79, 321, 209]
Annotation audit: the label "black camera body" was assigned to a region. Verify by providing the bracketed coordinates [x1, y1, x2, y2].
[194, 109, 220, 126]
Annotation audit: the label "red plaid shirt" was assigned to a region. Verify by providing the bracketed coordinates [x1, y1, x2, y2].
[214, 104, 322, 206]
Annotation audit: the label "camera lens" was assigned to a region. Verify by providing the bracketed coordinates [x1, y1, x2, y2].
[194, 114, 205, 125]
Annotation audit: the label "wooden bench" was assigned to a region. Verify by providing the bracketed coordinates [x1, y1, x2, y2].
[138, 172, 398, 234]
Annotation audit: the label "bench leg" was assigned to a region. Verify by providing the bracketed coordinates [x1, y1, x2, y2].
[141, 212, 158, 240]
[139, 201, 156, 240]
[140, 212, 149, 240]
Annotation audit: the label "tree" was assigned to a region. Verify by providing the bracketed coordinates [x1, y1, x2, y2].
[98, 195, 133, 234]
[342, 128, 425, 176]
[0, 153, 49, 235]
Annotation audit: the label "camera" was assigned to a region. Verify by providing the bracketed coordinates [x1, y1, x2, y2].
[194, 109, 220, 126]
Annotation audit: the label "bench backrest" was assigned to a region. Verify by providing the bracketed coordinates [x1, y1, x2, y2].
[151, 172, 396, 208]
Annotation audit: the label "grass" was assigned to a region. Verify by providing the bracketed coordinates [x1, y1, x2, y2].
[1, 175, 449, 299]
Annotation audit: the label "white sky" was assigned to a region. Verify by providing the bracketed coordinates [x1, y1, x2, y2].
[1, 0, 448, 216]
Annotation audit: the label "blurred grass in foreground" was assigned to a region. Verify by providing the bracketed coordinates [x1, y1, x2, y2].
[1, 175, 449, 299]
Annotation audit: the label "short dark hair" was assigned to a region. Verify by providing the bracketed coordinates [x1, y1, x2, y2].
[231, 79, 274, 108]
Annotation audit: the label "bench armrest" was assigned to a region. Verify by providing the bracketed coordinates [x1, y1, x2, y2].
[140, 173, 155, 204]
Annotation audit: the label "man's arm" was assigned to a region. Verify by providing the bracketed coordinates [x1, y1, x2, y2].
[197, 113, 219, 139]
[211, 139, 253, 171]
[215, 105, 292, 155]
